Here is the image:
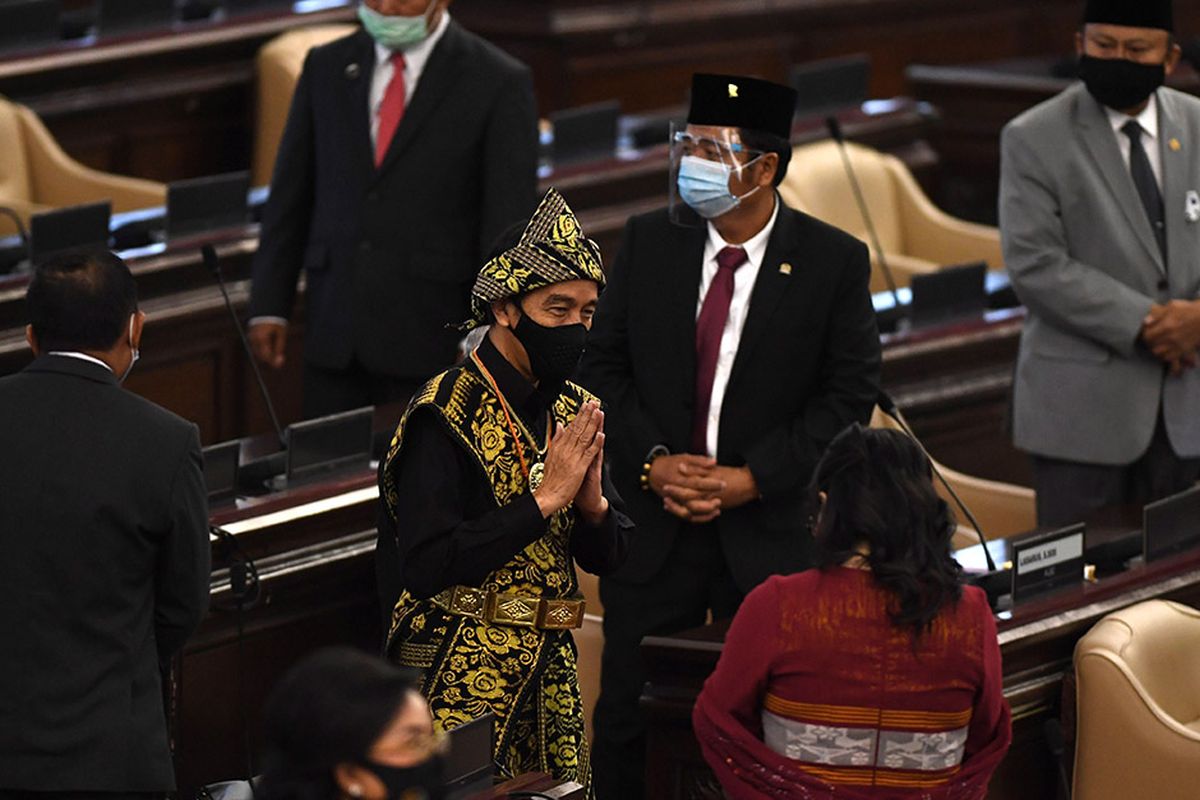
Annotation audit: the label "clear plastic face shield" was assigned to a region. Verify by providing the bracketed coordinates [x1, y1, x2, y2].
[668, 122, 767, 227]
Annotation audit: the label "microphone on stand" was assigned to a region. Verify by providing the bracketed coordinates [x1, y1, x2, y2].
[825, 117, 902, 310]
[876, 390, 998, 573]
[202, 244, 286, 450]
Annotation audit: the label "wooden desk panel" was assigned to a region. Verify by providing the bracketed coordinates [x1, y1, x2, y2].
[0, 3, 359, 181]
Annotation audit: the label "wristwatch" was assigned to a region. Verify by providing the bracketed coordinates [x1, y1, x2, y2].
[640, 444, 669, 491]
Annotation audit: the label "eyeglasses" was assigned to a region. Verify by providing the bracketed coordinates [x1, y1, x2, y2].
[402, 727, 449, 759]
[672, 131, 763, 163]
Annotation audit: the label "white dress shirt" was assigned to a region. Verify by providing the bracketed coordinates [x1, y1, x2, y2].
[694, 196, 780, 457]
[368, 10, 451, 150]
[47, 351, 113, 373]
[1105, 92, 1163, 190]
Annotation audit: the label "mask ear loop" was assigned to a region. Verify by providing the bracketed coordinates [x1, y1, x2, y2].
[728, 150, 767, 206]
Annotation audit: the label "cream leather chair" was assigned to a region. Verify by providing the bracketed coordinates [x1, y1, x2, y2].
[0, 96, 165, 237]
[252, 24, 358, 187]
[781, 140, 1004, 294]
[869, 407, 1036, 541]
[573, 568, 604, 742]
[1073, 600, 1200, 799]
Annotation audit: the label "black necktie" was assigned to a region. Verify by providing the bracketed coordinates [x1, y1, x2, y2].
[1122, 119, 1166, 260]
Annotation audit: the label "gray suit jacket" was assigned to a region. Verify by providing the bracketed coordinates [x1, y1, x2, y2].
[1000, 83, 1200, 465]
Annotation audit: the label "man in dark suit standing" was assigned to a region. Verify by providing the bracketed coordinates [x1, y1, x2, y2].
[0, 250, 211, 798]
[248, 0, 538, 418]
[580, 74, 881, 799]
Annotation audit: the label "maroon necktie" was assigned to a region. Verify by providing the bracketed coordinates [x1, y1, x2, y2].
[691, 245, 748, 453]
[375, 51, 407, 167]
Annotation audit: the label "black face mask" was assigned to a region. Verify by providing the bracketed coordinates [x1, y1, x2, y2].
[1079, 54, 1166, 111]
[511, 310, 588, 388]
[364, 756, 446, 800]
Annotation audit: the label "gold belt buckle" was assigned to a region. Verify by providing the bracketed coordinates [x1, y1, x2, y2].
[448, 586, 487, 619]
[538, 598, 585, 629]
[487, 593, 538, 628]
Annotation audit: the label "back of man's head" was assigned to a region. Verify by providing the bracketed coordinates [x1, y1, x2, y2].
[26, 249, 138, 353]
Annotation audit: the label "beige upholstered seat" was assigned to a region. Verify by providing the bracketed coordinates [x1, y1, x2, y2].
[574, 568, 604, 742]
[252, 24, 358, 187]
[0, 95, 164, 237]
[781, 140, 1004, 294]
[1073, 600, 1200, 799]
[870, 407, 1036, 541]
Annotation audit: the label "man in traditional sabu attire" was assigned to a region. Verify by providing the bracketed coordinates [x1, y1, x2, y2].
[379, 188, 632, 791]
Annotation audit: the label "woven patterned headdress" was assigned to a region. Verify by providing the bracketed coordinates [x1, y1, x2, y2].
[460, 188, 605, 330]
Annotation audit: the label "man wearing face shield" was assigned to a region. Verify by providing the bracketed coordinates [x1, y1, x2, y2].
[378, 189, 632, 792]
[0, 250, 211, 796]
[248, 0, 538, 419]
[1000, 0, 1200, 527]
[581, 74, 881, 799]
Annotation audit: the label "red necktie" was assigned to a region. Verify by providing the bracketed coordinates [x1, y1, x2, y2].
[692, 245, 748, 453]
[375, 51, 407, 167]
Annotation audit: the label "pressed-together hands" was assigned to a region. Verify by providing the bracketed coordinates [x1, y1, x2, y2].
[533, 401, 609, 525]
[1142, 300, 1200, 375]
[648, 454, 759, 523]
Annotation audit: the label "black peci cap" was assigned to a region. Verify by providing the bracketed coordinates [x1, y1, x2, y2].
[687, 73, 797, 140]
[1084, 0, 1173, 32]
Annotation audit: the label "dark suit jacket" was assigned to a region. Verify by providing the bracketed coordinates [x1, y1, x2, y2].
[249, 23, 539, 380]
[0, 356, 211, 791]
[580, 200, 881, 591]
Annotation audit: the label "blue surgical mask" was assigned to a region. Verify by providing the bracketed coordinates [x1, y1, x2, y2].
[676, 155, 761, 219]
[358, 2, 434, 50]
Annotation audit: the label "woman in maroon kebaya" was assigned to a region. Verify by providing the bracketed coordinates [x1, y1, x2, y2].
[694, 424, 1011, 799]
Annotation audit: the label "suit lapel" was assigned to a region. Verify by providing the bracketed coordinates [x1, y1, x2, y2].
[1158, 90, 1192, 282]
[1076, 88, 1166, 274]
[667, 219, 708, 394]
[337, 32, 376, 177]
[727, 200, 797, 387]
[374, 22, 466, 179]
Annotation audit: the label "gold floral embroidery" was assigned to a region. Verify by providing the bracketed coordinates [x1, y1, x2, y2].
[381, 368, 598, 793]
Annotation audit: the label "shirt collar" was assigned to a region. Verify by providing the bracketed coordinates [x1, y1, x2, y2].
[471, 334, 550, 432]
[1106, 91, 1159, 141]
[374, 9, 451, 71]
[705, 193, 780, 265]
[46, 351, 114, 373]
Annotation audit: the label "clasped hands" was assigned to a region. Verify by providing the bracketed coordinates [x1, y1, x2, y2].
[647, 454, 759, 523]
[533, 401, 609, 525]
[1142, 300, 1200, 375]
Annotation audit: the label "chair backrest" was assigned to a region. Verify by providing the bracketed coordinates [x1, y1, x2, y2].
[1073, 600, 1200, 800]
[868, 407, 1036, 540]
[0, 95, 33, 202]
[252, 24, 357, 186]
[781, 140, 904, 253]
[1078, 600, 1200, 726]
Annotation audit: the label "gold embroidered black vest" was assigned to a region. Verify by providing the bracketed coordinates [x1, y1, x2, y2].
[380, 366, 595, 789]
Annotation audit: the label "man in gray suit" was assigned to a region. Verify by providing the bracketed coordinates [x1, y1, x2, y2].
[1000, 0, 1200, 526]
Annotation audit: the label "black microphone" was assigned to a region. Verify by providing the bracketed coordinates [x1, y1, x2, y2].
[202, 244, 286, 449]
[876, 390, 998, 573]
[825, 117, 902, 309]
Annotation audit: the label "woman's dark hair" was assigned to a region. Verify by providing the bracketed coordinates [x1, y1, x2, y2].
[809, 423, 963, 636]
[26, 248, 138, 352]
[257, 647, 419, 800]
[738, 127, 792, 187]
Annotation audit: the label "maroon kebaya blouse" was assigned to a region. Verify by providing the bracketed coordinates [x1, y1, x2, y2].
[693, 567, 1011, 799]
